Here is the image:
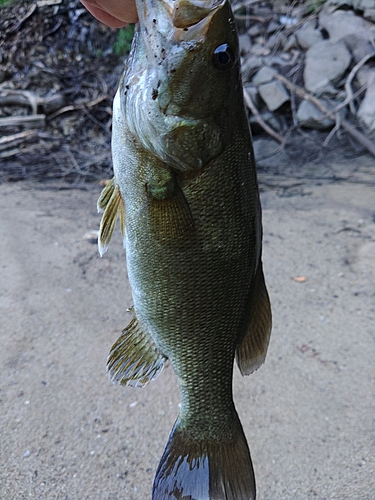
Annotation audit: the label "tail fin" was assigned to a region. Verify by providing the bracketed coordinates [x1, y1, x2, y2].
[152, 412, 256, 500]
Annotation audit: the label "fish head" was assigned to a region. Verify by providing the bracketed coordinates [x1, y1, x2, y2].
[120, 0, 242, 172]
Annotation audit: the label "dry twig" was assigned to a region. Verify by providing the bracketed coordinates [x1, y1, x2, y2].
[345, 52, 375, 114]
[47, 95, 107, 121]
[243, 89, 285, 144]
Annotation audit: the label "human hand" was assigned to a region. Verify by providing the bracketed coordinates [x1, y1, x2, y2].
[80, 0, 138, 28]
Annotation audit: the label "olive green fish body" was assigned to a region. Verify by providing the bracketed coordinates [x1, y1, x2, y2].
[98, 1, 272, 498]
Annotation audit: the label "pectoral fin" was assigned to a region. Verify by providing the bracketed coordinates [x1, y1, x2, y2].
[147, 176, 195, 241]
[97, 178, 115, 212]
[236, 262, 272, 375]
[97, 178, 125, 256]
[107, 314, 166, 388]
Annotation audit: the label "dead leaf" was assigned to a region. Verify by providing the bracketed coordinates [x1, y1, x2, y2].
[99, 179, 111, 186]
[83, 230, 99, 243]
[292, 276, 307, 283]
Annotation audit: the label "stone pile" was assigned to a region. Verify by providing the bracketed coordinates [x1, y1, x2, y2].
[236, 0, 375, 143]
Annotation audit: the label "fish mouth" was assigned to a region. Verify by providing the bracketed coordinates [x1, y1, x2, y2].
[138, 0, 226, 41]
[168, 0, 226, 29]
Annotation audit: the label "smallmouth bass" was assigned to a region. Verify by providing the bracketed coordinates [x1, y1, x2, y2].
[98, 1, 272, 499]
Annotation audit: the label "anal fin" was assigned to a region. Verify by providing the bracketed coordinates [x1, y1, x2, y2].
[97, 178, 125, 256]
[107, 314, 166, 388]
[236, 262, 272, 375]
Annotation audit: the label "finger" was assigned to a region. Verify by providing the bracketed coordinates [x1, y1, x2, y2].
[80, 0, 138, 27]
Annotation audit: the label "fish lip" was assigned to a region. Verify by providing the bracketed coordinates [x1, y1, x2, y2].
[140, 0, 226, 39]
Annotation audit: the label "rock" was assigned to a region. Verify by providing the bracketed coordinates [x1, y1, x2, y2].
[359, 0, 375, 8]
[244, 85, 261, 107]
[297, 100, 335, 130]
[252, 138, 287, 168]
[342, 34, 375, 64]
[252, 66, 277, 85]
[241, 56, 263, 79]
[258, 81, 289, 111]
[363, 8, 375, 22]
[319, 10, 371, 43]
[356, 67, 375, 87]
[253, 138, 280, 158]
[266, 32, 284, 50]
[248, 24, 262, 37]
[250, 43, 271, 57]
[291, 5, 308, 19]
[296, 20, 323, 49]
[254, 36, 266, 46]
[266, 54, 293, 67]
[267, 21, 280, 34]
[304, 40, 351, 94]
[239, 34, 252, 55]
[282, 33, 298, 51]
[357, 81, 375, 130]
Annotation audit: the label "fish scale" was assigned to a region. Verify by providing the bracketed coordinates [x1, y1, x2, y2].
[98, 0, 272, 498]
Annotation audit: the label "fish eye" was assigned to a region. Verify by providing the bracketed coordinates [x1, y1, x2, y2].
[213, 44, 234, 71]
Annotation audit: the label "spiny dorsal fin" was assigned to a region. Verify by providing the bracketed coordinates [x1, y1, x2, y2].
[107, 313, 166, 388]
[97, 178, 125, 256]
[236, 262, 272, 375]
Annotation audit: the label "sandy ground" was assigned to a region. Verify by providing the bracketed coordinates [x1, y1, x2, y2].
[1, 157, 375, 500]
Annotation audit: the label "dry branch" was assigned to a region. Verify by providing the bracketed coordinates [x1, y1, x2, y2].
[0, 115, 46, 129]
[0, 130, 37, 151]
[0, 90, 65, 115]
[36, 0, 62, 7]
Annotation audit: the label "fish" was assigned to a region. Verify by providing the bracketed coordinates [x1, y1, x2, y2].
[97, 0, 272, 498]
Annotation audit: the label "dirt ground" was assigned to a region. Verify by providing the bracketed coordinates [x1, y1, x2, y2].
[1, 150, 375, 500]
